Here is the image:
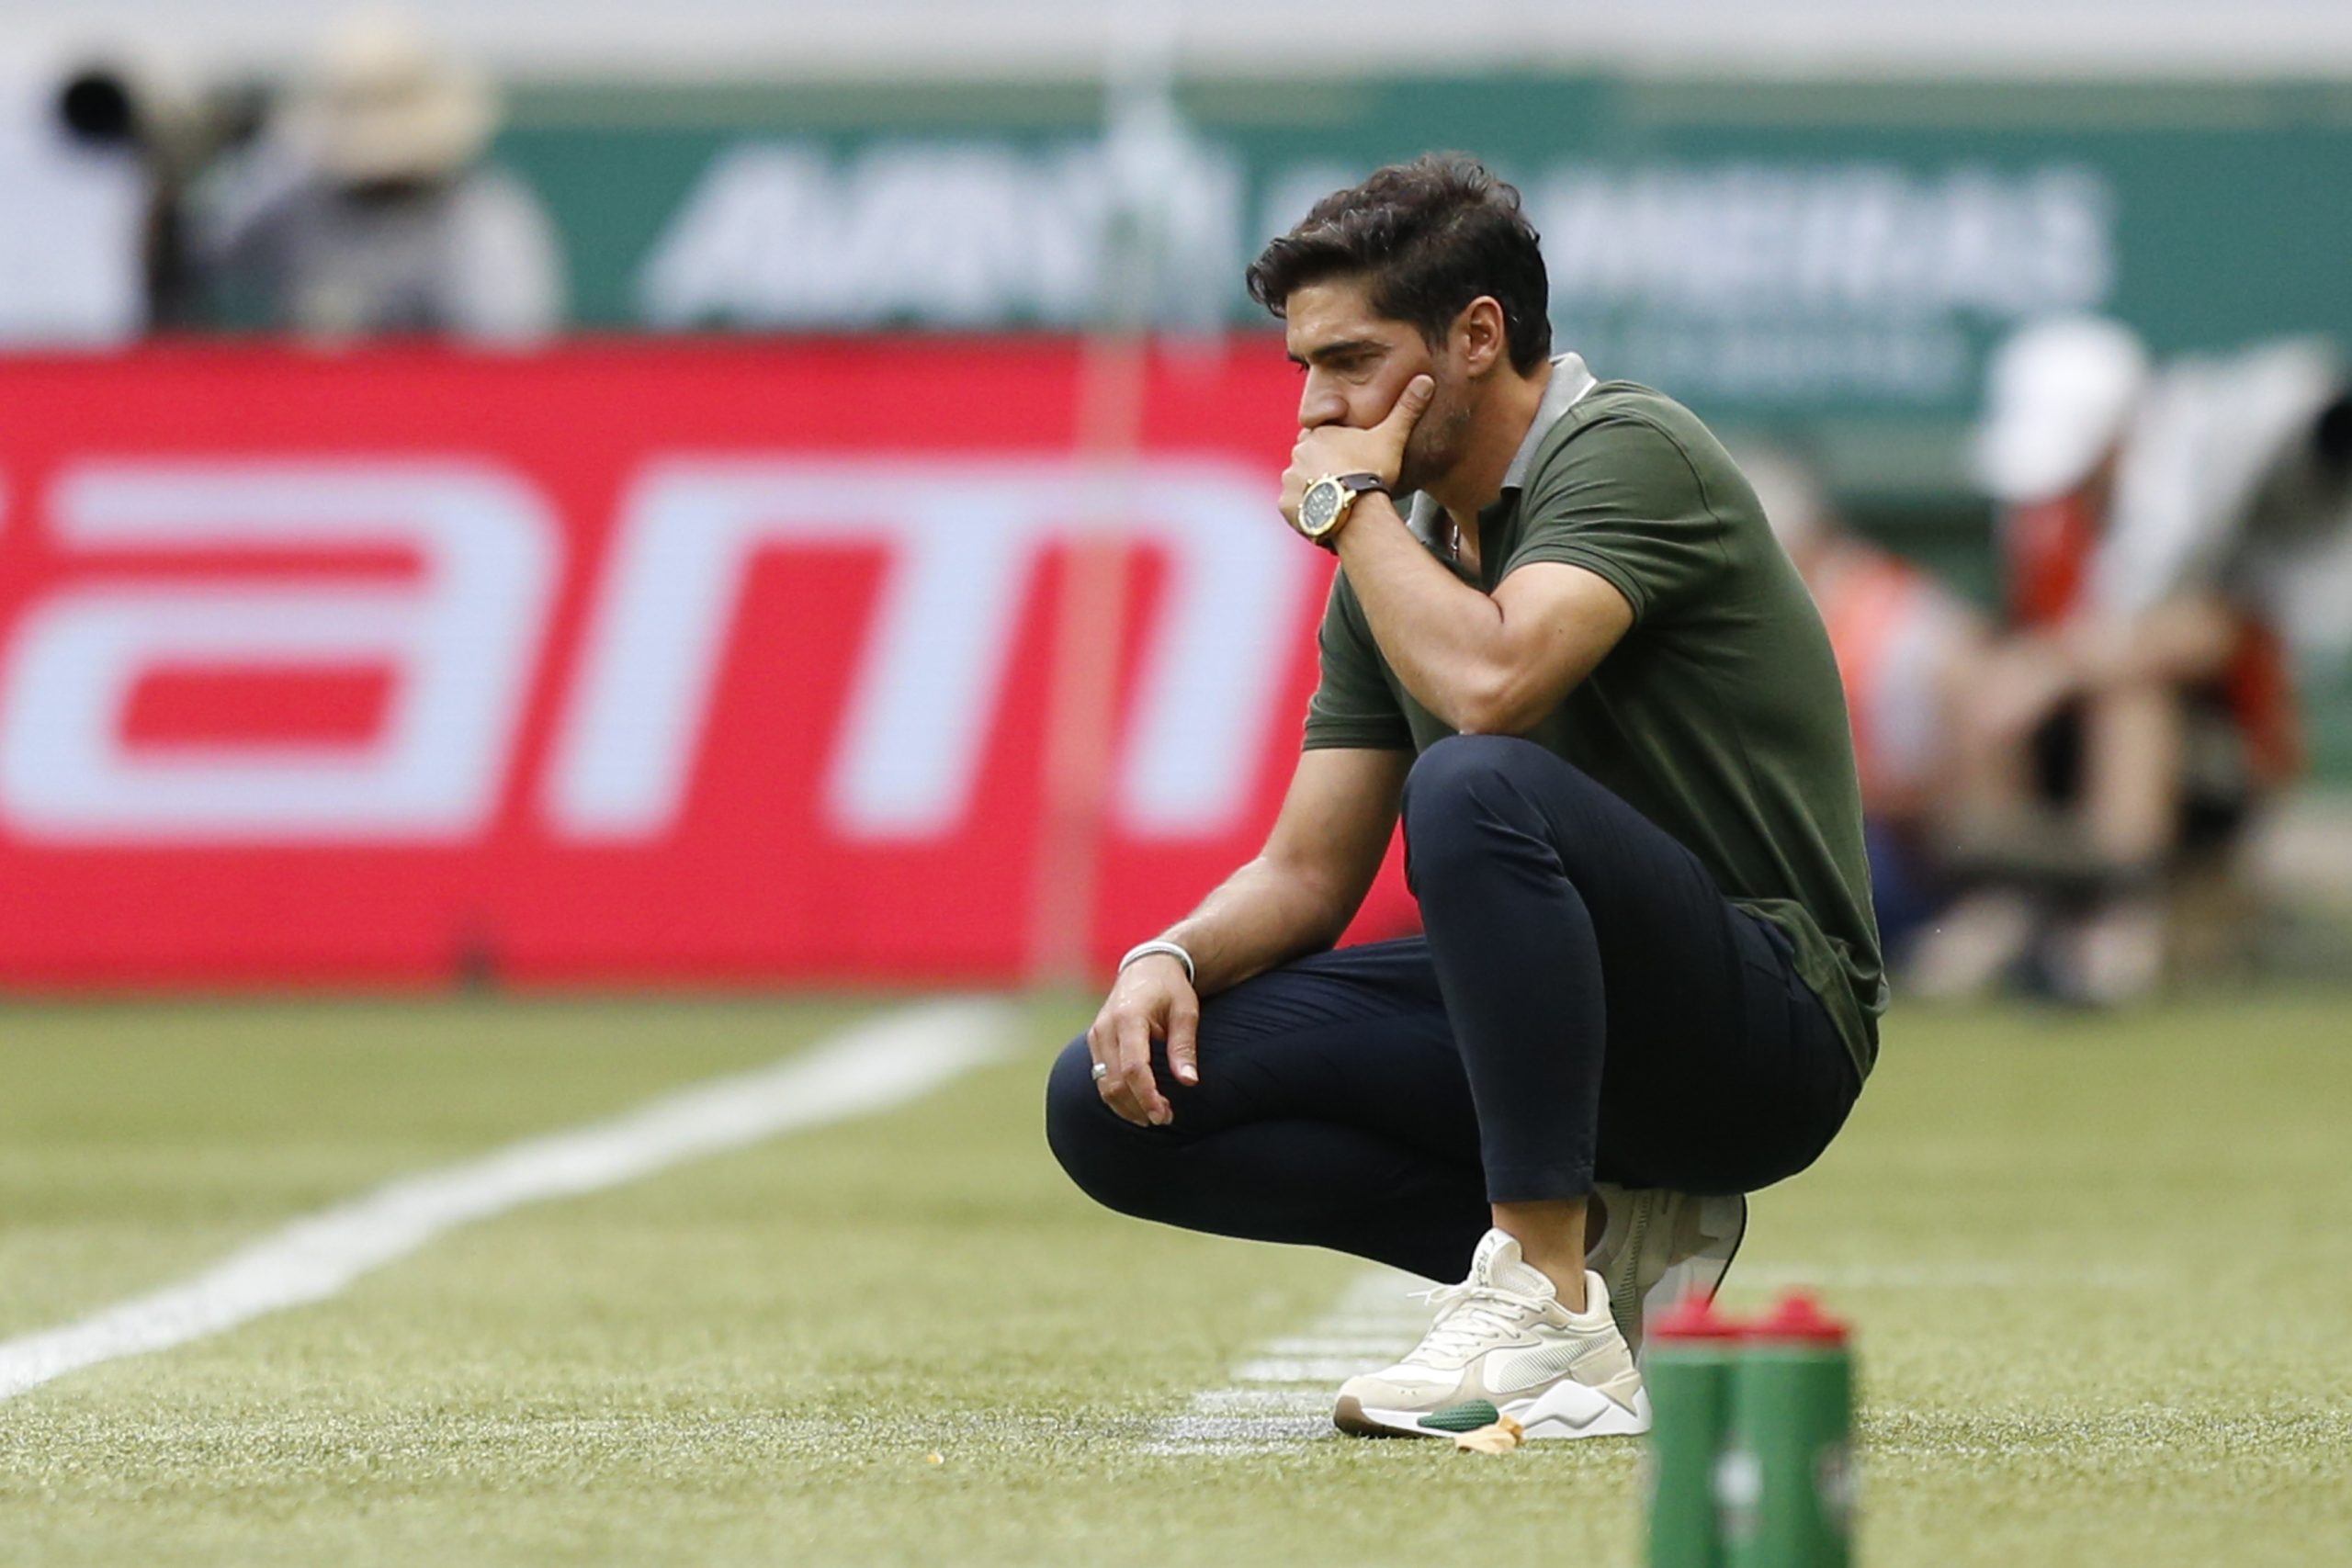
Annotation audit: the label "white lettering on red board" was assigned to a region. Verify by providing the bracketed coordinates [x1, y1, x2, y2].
[546, 457, 1306, 840]
[0, 461, 558, 840]
[0, 456, 1310, 845]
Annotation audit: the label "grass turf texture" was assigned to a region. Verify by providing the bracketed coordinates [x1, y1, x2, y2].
[1, 994, 2348, 1567]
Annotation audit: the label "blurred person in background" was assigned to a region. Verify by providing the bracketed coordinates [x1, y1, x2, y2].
[192, 15, 562, 342]
[1742, 447, 1990, 968]
[1949, 316, 2352, 1003]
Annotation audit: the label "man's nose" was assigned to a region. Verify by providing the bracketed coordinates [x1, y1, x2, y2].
[1297, 380, 1348, 429]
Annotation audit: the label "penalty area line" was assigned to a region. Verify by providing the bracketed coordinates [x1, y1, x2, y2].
[0, 997, 1017, 1403]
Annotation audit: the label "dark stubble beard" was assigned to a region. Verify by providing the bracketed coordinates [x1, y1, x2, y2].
[1394, 379, 1476, 500]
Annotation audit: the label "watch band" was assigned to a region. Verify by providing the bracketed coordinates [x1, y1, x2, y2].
[1298, 471, 1393, 551]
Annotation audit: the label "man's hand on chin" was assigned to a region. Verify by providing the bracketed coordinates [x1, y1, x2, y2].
[1279, 374, 1434, 529]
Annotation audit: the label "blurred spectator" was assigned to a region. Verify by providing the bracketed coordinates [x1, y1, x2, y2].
[193, 17, 562, 342]
[0, 65, 151, 344]
[1745, 447, 1990, 961]
[1944, 316, 2352, 1003]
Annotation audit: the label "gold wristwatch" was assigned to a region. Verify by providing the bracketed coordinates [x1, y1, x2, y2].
[1294, 472, 1390, 549]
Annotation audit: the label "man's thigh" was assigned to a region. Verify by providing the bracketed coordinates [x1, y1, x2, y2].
[1166, 937, 1483, 1168]
[1487, 747, 1858, 1191]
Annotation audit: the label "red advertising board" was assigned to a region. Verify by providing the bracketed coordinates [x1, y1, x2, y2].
[0, 340, 1415, 987]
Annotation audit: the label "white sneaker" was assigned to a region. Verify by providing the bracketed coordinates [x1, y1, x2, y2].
[1332, 1229, 1650, 1440]
[1587, 1186, 1747, 1362]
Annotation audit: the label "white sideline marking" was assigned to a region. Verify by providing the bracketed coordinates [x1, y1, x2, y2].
[1259, 1335, 1414, 1357]
[1191, 1387, 1325, 1414]
[1144, 1267, 1430, 1454]
[1231, 1356, 1385, 1384]
[0, 998, 1015, 1403]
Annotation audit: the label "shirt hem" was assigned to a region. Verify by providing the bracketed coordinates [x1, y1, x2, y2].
[1302, 728, 1416, 751]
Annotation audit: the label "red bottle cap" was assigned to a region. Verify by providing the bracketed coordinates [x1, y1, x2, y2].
[1646, 1289, 1746, 1342]
[1747, 1290, 1849, 1345]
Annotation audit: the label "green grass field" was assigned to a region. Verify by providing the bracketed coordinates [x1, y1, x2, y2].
[3, 991, 2349, 1567]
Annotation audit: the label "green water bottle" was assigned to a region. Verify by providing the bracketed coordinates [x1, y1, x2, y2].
[1722, 1292, 1856, 1568]
[1644, 1291, 1747, 1568]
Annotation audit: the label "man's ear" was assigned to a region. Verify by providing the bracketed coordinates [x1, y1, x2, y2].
[1453, 296, 1510, 378]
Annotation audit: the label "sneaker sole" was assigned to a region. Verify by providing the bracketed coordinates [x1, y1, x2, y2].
[1333, 1382, 1653, 1441]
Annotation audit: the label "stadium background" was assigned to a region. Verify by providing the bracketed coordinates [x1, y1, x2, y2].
[3, 6, 2350, 1565]
[8, 6, 2352, 983]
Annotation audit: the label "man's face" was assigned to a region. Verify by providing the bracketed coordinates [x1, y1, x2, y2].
[1283, 278, 1474, 496]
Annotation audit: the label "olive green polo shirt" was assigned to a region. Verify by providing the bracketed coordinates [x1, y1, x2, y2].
[1304, 363, 1887, 1078]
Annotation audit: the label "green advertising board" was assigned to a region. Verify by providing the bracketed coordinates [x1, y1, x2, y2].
[501, 74, 2352, 446]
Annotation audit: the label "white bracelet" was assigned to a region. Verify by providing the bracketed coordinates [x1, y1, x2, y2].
[1118, 939, 1196, 985]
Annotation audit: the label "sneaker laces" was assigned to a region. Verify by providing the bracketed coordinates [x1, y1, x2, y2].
[1407, 1280, 1547, 1362]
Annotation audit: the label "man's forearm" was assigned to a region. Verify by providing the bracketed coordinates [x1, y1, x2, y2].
[1332, 498, 1516, 731]
[1155, 856, 1358, 997]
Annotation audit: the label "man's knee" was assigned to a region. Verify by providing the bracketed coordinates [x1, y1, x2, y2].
[1403, 734, 1554, 821]
[1403, 735, 1563, 882]
[1044, 1036, 1163, 1218]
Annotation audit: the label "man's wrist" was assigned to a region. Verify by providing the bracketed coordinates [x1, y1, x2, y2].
[1118, 939, 1196, 985]
[1328, 490, 1403, 555]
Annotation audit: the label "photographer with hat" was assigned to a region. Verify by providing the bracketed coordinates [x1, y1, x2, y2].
[194, 16, 561, 342]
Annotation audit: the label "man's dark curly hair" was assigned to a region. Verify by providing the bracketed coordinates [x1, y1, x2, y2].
[1246, 153, 1552, 375]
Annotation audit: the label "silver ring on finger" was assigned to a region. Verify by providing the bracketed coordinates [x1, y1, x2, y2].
[1091, 1061, 1112, 1082]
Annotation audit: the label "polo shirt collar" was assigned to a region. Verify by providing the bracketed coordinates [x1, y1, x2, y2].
[1406, 352, 1599, 546]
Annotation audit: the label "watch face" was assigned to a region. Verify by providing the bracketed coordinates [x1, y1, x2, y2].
[1300, 479, 1342, 535]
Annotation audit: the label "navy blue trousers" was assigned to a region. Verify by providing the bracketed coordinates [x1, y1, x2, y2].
[1045, 735, 1862, 1282]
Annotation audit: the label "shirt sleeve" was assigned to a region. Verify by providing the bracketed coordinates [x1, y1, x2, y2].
[1301, 572, 1415, 751]
[1505, 413, 1731, 626]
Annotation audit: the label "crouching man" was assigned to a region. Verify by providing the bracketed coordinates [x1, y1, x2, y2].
[1045, 154, 1884, 1440]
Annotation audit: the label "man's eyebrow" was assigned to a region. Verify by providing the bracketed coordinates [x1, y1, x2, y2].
[1288, 337, 1385, 367]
